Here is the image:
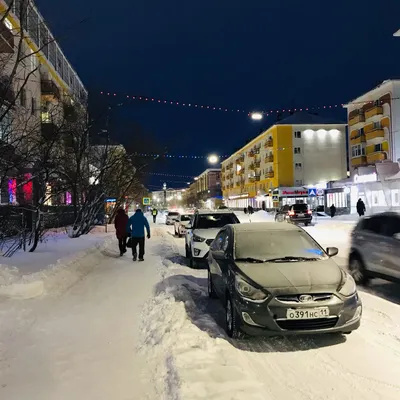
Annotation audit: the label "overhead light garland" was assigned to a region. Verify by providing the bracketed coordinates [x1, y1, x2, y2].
[140, 172, 195, 178]
[99, 91, 398, 116]
[133, 153, 230, 159]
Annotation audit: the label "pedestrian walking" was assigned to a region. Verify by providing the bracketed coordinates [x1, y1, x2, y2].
[330, 204, 336, 218]
[243, 207, 248, 214]
[248, 205, 254, 215]
[152, 208, 158, 223]
[127, 209, 151, 262]
[114, 208, 129, 256]
[356, 198, 366, 217]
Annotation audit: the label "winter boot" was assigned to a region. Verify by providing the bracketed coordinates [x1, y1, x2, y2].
[133, 255, 137, 261]
[138, 258, 144, 262]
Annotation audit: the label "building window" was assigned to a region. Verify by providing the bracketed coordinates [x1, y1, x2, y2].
[31, 97, 37, 115]
[359, 127, 364, 136]
[351, 144, 365, 157]
[373, 121, 382, 130]
[20, 88, 26, 107]
[294, 147, 301, 154]
[295, 162, 302, 169]
[374, 143, 383, 152]
[295, 179, 303, 186]
[294, 131, 301, 138]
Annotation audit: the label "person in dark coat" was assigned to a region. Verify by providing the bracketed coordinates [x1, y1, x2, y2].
[243, 207, 248, 214]
[356, 198, 366, 217]
[127, 209, 150, 262]
[151, 208, 158, 223]
[330, 204, 336, 218]
[114, 208, 129, 256]
[248, 205, 254, 215]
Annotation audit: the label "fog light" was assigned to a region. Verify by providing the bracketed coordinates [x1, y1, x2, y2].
[349, 305, 362, 322]
[194, 248, 201, 256]
[242, 312, 263, 327]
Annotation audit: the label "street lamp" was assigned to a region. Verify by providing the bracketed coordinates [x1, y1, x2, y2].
[251, 112, 263, 121]
[208, 154, 219, 165]
[394, 29, 400, 36]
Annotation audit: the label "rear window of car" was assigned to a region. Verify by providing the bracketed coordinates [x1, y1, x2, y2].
[293, 204, 308, 211]
[168, 212, 179, 216]
[181, 215, 192, 221]
[195, 213, 240, 229]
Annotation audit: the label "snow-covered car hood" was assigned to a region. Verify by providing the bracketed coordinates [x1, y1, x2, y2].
[193, 228, 220, 240]
[236, 258, 342, 295]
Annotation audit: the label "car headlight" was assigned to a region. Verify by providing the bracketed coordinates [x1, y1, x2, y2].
[193, 234, 206, 243]
[235, 276, 268, 303]
[338, 272, 356, 297]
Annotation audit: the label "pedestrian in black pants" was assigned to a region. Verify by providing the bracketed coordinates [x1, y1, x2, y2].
[115, 208, 129, 256]
[127, 209, 151, 261]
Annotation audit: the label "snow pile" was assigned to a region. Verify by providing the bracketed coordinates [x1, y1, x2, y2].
[0, 233, 113, 299]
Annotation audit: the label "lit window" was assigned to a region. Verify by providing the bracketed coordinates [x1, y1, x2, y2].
[41, 112, 51, 123]
[4, 18, 12, 30]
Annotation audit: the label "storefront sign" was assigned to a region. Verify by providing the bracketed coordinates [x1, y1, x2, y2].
[354, 173, 377, 184]
[281, 189, 308, 196]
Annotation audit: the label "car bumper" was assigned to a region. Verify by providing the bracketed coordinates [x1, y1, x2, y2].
[191, 243, 210, 261]
[232, 291, 362, 337]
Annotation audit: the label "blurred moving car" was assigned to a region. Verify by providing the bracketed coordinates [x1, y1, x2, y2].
[275, 203, 312, 226]
[166, 211, 180, 225]
[174, 213, 193, 237]
[207, 222, 361, 338]
[185, 209, 240, 268]
[349, 212, 400, 284]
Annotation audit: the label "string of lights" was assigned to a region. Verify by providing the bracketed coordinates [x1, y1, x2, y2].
[134, 153, 230, 159]
[99, 91, 400, 116]
[140, 172, 195, 178]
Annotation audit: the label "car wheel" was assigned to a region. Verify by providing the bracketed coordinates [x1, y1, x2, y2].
[189, 252, 197, 269]
[208, 269, 218, 299]
[349, 254, 369, 285]
[226, 294, 245, 339]
[304, 222, 309, 226]
[185, 245, 190, 258]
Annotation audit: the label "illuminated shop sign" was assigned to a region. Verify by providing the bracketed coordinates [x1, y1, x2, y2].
[353, 173, 377, 184]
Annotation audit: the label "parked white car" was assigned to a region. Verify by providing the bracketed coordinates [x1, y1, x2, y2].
[185, 209, 240, 268]
[174, 214, 193, 237]
[166, 211, 180, 225]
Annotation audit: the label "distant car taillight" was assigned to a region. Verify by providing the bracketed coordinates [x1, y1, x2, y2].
[307, 210, 312, 215]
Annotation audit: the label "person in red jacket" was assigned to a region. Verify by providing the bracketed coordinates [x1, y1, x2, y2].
[114, 208, 129, 256]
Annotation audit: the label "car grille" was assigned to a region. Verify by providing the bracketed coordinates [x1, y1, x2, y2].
[276, 317, 338, 331]
[276, 294, 333, 303]
[206, 239, 214, 246]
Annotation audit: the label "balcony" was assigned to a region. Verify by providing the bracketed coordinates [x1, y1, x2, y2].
[254, 161, 261, 168]
[267, 171, 274, 178]
[249, 163, 255, 170]
[255, 175, 261, 182]
[249, 176, 256, 182]
[350, 133, 365, 145]
[266, 155, 274, 163]
[41, 80, 60, 100]
[248, 151, 255, 157]
[266, 139, 273, 147]
[349, 113, 365, 126]
[236, 156, 245, 164]
[366, 129, 384, 142]
[238, 169, 245, 175]
[351, 156, 367, 166]
[365, 106, 383, 120]
[367, 151, 387, 164]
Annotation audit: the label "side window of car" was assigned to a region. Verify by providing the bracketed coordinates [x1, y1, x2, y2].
[381, 216, 400, 238]
[222, 234, 229, 252]
[212, 232, 225, 251]
[362, 216, 383, 235]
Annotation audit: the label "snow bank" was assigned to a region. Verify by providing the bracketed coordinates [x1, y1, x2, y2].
[0, 233, 113, 299]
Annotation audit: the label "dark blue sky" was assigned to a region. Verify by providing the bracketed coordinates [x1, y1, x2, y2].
[36, 0, 400, 189]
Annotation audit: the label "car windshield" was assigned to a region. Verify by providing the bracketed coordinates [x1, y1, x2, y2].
[234, 230, 327, 261]
[196, 213, 239, 229]
[293, 204, 308, 211]
[181, 215, 192, 221]
[168, 212, 179, 217]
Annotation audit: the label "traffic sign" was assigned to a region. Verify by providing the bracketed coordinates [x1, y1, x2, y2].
[142, 197, 151, 205]
[308, 188, 317, 197]
[316, 188, 324, 196]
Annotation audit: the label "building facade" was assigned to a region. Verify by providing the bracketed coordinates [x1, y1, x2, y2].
[0, 0, 87, 205]
[195, 168, 222, 207]
[221, 112, 347, 209]
[325, 80, 400, 214]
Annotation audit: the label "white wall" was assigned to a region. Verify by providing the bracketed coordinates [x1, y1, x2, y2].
[294, 124, 347, 186]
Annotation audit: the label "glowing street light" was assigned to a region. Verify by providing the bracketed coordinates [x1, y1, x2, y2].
[208, 154, 219, 165]
[394, 29, 400, 36]
[251, 112, 263, 121]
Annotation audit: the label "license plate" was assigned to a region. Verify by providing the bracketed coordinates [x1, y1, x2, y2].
[286, 307, 329, 320]
[297, 213, 304, 217]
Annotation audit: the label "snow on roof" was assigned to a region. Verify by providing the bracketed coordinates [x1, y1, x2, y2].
[196, 209, 235, 214]
[229, 222, 302, 232]
[275, 111, 345, 126]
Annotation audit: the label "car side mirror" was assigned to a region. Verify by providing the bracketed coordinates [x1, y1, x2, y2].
[213, 250, 226, 260]
[326, 247, 339, 257]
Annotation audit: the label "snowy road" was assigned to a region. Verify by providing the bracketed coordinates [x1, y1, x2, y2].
[1, 216, 400, 399]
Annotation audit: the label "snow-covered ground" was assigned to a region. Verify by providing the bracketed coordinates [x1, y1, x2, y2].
[1, 213, 400, 399]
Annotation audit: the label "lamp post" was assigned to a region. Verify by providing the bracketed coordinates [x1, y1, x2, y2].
[207, 154, 219, 165]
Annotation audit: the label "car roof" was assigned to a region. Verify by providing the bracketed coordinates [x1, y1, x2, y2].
[228, 222, 303, 233]
[195, 209, 235, 214]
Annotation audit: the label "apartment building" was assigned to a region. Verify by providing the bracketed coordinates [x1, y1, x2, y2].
[326, 80, 400, 214]
[195, 168, 222, 205]
[0, 0, 87, 204]
[221, 112, 347, 209]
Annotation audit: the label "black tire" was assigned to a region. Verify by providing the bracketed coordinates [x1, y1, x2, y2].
[208, 269, 218, 299]
[185, 245, 190, 259]
[226, 294, 245, 339]
[349, 253, 369, 285]
[189, 253, 197, 269]
[304, 222, 309, 226]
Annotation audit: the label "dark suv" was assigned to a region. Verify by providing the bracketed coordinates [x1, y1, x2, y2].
[275, 203, 312, 226]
